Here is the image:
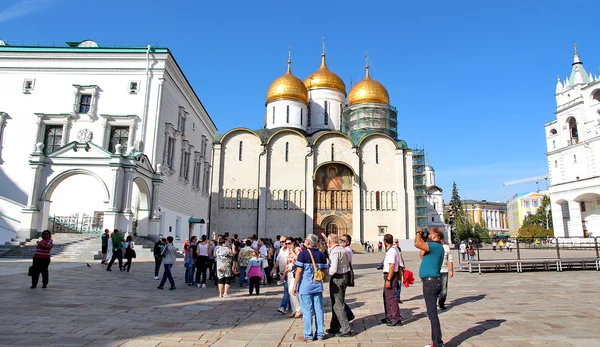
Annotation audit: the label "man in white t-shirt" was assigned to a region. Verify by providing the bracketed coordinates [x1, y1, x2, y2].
[459, 242, 466, 261]
[381, 234, 402, 326]
[439, 241, 454, 310]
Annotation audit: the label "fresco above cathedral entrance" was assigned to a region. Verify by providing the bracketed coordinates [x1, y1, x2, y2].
[314, 163, 353, 235]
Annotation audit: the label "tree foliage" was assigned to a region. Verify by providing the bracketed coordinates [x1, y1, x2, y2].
[522, 195, 553, 230]
[517, 224, 553, 241]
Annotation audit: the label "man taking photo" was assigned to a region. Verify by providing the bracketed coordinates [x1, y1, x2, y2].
[414, 227, 445, 347]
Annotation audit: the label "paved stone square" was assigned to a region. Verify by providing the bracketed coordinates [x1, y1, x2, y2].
[0, 251, 599, 347]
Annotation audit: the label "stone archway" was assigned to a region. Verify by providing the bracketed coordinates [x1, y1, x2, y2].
[131, 177, 152, 237]
[39, 169, 111, 233]
[320, 215, 349, 236]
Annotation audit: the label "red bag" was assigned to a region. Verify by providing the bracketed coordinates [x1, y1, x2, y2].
[403, 269, 415, 288]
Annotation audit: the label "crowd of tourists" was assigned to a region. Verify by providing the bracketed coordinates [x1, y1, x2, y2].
[101, 229, 136, 272]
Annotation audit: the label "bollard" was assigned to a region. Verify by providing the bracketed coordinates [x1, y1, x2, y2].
[556, 237, 561, 260]
[595, 237, 599, 259]
[516, 239, 521, 260]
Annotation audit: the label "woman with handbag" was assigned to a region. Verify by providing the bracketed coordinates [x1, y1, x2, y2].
[30, 230, 53, 289]
[123, 235, 136, 273]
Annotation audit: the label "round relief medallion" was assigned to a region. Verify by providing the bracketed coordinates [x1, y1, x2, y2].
[77, 128, 93, 142]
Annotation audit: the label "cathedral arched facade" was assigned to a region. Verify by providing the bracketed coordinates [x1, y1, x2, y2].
[210, 52, 416, 244]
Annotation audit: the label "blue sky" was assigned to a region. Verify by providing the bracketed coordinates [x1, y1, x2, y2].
[1, 0, 598, 202]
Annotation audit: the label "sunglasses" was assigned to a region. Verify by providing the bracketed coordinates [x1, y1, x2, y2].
[285, 242, 292, 245]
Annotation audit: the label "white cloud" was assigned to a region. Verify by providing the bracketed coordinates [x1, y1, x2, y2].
[0, 0, 53, 24]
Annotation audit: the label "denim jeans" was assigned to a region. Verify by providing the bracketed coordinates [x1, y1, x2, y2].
[187, 265, 196, 284]
[154, 256, 162, 277]
[300, 293, 324, 339]
[396, 280, 402, 300]
[159, 264, 175, 288]
[439, 272, 449, 307]
[423, 279, 443, 347]
[280, 280, 291, 310]
[239, 266, 247, 287]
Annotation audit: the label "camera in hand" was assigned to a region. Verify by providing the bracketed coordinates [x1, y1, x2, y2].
[420, 228, 429, 241]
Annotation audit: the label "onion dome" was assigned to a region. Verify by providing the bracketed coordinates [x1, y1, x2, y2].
[304, 54, 346, 95]
[347, 64, 389, 106]
[266, 58, 308, 105]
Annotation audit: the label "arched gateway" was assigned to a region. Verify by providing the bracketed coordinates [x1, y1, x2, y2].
[313, 162, 353, 236]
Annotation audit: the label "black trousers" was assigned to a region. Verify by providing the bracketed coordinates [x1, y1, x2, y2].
[196, 256, 209, 284]
[329, 275, 351, 333]
[249, 276, 261, 295]
[107, 249, 123, 270]
[31, 257, 50, 287]
[423, 279, 443, 347]
[154, 256, 162, 276]
[123, 255, 133, 272]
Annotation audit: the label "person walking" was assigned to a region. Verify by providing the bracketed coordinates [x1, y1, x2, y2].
[414, 227, 445, 347]
[326, 234, 352, 337]
[101, 229, 109, 264]
[30, 230, 53, 289]
[123, 235, 136, 273]
[246, 250, 264, 295]
[196, 235, 210, 288]
[285, 238, 303, 319]
[439, 239, 454, 310]
[292, 234, 328, 342]
[106, 229, 123, 271]
[157, 236, 177, 290]
[459, 242, 466, 261]
[153, 238, 166, 280]
[381, 234, 402, 327]
[393, 238, 406, 304]
[272, 235, 291, 314]
[215, 238, 234, 297]
[185, 236, 198, 286]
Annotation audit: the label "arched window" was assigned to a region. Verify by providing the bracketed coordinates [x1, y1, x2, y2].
[307, 104, 311, 126]
[286, 105, 290, 123]
[568, 118, 578, 144]
[238, 141, 243, 161]
[283, 190, 289, 210]
[593, 90, 600, 103]
[552, 140, 555, 149]
[554, 160, 558, 168]
[236, 189, 241, 209]
[324, 100, 329, 125]
[574, 154, 577, 163]
[339, 103, 343, 129]
[285, 142, 289, 162]
[549, 128, 557, 135]
[375, 144, 379, 164]
[300, 109, 303, 125]
[375, 191, 381, 210]
[272, 106, 275, 124]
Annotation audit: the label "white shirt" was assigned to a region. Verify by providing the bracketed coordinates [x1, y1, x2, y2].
[252, 240, 258, 249]
[460, 243, 466, 253]
[441, 244, 453, 273]
[345, 246, 353, 265]
[275, 247, 289, 272]
[383, 246, 399, 273]
[259, 245, 267, 257]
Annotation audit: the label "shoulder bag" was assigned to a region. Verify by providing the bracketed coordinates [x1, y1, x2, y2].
[307, 248, 326, 282]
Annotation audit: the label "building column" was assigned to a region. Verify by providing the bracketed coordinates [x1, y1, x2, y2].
[61, 115, 72, 146]
[568, 201, 585, 237]
[209, 144, 222, 235]
[305, 146, 315, 237]
[17, 147, 46, 239]
[121, 167, 135, 214]
[147, 171, 163, 241]
[257, 145, 268, 237]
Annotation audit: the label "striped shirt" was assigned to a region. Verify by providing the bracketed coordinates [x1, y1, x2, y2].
[34, 239, 53, 259]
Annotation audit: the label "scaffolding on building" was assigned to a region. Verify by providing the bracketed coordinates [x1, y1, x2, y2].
[413, 147, 428, 229]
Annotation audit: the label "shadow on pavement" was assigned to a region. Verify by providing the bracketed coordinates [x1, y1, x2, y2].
[402, 294, 487, 324]
[444, 319, 506, 347]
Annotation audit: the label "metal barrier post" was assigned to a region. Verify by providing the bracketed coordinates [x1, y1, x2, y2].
[516, 239, 521, 260]
[476, 242, 480, 261]
[595, 237, 599, 259]
[556, 237, 561, 260]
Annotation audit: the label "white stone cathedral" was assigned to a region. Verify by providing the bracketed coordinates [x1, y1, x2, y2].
[546, 45, 600, 237]
[210, 51, 417, 244]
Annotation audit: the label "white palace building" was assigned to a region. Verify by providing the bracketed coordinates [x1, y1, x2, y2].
[209, 51, 417, 244]
[0, 40, 216, 247]
[545, 45, 600, 238]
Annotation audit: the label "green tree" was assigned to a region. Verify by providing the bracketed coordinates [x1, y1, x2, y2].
[518, 224, 553, 241]
[448, 182, 462, 242]
[522, 195, 553, 231]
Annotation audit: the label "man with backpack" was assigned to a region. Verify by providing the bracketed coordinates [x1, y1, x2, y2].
[106, 229, 123, 271]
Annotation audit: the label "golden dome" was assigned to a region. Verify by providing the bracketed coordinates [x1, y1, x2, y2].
[347, 65, 389, 106]
[304, 54, 346, 95]
[266, 60, 308, 105]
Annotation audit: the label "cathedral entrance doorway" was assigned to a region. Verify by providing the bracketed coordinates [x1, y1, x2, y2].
[314, 163, 353, 237]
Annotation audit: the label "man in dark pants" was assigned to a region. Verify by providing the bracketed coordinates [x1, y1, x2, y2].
[106, 229, 123, 271]
[153, 238, 166, 280]
[381, 233, 402, 326]
[414, 227, 445, 347]
[326, 234, 352, 337]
